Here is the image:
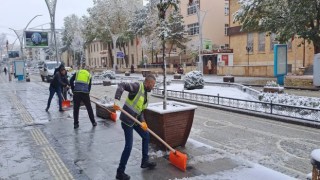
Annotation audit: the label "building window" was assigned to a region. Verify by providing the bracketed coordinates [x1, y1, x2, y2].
[224, 24, 229, 35]
[258, 32, 265, 52]
[94, 44, 96, 52]
[187, 0, 199, 15]
[225, 44, 229, 49]
[188, 23, 199, 35]
[224, 3, 229, 16]
[270, 33, 277, 51]
[247, 33, 254, 53]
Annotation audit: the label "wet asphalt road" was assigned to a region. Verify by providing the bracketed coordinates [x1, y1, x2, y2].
[0, 72, 319, 179]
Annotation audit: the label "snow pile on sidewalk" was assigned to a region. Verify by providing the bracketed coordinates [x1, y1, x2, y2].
[173, 164, 295, 180]
[259, 93, 320, 109]
[184, 71, 204, 90]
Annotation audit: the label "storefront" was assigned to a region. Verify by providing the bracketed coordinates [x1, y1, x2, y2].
[201, 49, 233, 75]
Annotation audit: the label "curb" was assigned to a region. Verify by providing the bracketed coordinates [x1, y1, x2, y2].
[242, 84, 320, 91]
[152, 94, 320, 129]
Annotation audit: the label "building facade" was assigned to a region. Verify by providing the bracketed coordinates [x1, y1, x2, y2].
[226, 0, 314, 77]
[84, 38, 142, 71]
[179, 0, 230, 74]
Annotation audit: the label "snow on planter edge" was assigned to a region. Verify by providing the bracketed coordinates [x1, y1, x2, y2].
[146, 101, 197, 114]
[311, 149, 320, 162]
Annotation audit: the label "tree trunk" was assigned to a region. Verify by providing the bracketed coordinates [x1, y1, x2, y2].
[123, 44, 129, 68]
[168, 43, 173, 64]
[108, 42, 113, 68]
[111, 35, 119, 72]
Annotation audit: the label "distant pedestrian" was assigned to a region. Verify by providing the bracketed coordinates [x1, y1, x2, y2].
[54, 64, 69, 100]
[4, 67, 7, 75]
[70, 67, 96, 129]
[45, 66, 69, 112]
[207, 59, 212, 74]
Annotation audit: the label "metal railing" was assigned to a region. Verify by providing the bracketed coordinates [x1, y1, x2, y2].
[152, 88, 320, 123]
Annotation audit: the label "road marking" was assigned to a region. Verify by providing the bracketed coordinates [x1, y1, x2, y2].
[192, 134, 307, 178]
[8, 92, 74, 180]
[198, 107, 320, 135]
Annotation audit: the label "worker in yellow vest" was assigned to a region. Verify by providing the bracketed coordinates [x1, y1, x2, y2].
[113, 74, 156, 180]
[70, 67, 96, 129]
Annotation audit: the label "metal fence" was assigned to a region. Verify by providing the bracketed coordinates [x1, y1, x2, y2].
[152, 88, 320, 123]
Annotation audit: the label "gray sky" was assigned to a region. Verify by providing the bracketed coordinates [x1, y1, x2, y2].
[0, 0, 148, 45]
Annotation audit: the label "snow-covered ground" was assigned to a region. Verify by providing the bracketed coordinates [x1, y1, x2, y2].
[161, 83, 257, 101]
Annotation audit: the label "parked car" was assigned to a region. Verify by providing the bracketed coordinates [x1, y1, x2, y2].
[101, 70, 116, 79]
[39, 61, 61, 82]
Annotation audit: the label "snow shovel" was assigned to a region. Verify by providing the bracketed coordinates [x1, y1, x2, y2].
[89, 96, 117, 122]
[61, 93, 71, 108]
[119, 107, 188, 172]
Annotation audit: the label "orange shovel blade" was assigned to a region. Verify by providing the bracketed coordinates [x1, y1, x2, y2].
[169, 150, 187, 171]
[110, 112, 117, 122]
[62, 100, 71, 108]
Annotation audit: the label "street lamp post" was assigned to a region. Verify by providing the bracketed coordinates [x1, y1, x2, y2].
[6, 40, 11, 81]
[245, 46, 252, 66]
[45, 0, 59, 65]
[189, 0, 206, 73]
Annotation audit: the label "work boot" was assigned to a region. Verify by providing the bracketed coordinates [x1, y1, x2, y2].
[45, 107, 49, 112]
[74, 124, 79, 129]
[59, 109, 64, 112]
[141, 160, 157, 169]
[116, 171, 130, 180]
[92, 122, 97, 127]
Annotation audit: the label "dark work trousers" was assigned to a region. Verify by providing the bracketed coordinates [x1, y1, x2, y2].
[46, 86, 63, 110]
[73, 92, 95, 125]
[117, 122, 150, 173]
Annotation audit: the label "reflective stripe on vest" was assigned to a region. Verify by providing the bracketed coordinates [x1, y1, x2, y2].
[124, 82, 148, 115]
[74, 70, 91, 93]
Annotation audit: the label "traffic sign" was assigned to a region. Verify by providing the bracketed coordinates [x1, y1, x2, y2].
[116, 51, 124, 59]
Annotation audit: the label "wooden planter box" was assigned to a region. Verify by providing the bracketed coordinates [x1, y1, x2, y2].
[311, 149, 320, 180]
[223, 76, 234, 82]
[103, 80, 111, 86]
[145, 101, 197, 149]
[263, 86, 284, 93]
[96, 103, 115, 120]
[173, 74, 181, 79]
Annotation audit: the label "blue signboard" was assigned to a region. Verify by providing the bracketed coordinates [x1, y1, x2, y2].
[274, 44, 287, 85]
[14, 60, 25, 81]
[116, 51, 124, 59]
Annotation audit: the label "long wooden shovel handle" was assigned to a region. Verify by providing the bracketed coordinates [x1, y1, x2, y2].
[119, 108, 176, 153]
[61, 93, 66, 101]
[89, 95, 114, 114]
